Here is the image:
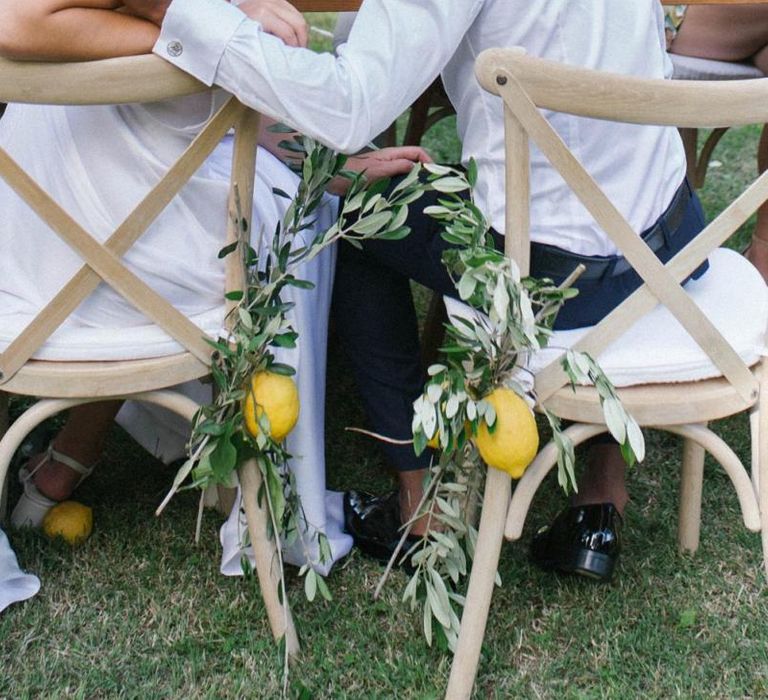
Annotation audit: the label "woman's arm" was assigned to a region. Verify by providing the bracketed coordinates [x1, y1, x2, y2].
[0, 0, 159, 61]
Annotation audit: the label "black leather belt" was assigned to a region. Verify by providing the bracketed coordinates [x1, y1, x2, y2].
[529, 180, 692, 282]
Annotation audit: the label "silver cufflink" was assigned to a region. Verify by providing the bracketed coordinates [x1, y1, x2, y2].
[167, 41, 183, 58]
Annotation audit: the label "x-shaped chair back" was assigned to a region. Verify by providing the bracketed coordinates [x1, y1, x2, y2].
[0, 0, 375, 663]
[476, 48, 767, 406]
[445, 48, 768, 700]
[0, 54, 303, 656]
[0, 55, 256, 391]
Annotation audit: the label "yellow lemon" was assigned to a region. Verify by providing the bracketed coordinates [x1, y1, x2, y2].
[42, 501, 93, 545]
[427, 422, 472, 450]
[474, 388, 539, 479]
[243, 371, 300, 441]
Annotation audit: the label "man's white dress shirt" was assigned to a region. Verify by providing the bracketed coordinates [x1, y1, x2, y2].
[155, 0, 686, 257]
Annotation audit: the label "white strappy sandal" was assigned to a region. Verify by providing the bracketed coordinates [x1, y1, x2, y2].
[10, 445, 95, 528]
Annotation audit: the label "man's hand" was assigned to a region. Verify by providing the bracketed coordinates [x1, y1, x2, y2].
[120, 0, 173, 26]
[328, 146, 433, 196]
[122, 0, 309, 47]
[236, 0, 309, 48]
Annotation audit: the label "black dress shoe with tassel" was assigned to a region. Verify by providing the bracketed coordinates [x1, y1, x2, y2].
[529, 503, 622, 582]
[343, 490, 419, 570]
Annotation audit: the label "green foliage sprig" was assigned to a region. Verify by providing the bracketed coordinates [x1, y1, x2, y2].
[159, 132, 429, 603]
[387, 163, 645, 650]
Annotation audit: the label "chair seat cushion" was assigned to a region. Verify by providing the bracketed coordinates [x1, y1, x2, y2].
[670, 54, 763, 81]
[445, 248, 767, 387]
[0, 307, 225, 361]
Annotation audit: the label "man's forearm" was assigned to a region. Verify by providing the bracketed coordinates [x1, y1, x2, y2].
[145, 0, 476, 152]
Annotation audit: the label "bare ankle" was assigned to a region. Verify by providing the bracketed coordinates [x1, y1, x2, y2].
[398, 469, 433, 536]
[29, 449, 92, 502]
[573, 444, 630, 516]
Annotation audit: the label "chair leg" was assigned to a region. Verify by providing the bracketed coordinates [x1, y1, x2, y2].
[506, 423, 607, 541]
[200, 483, 237, 518]
[751, 408, 761, 496]
[694, 128, 730, 190]
[0, 391, 8, 520]
[0, 391, 8, 437]
[679, 128, 698, 186]
[238, 458, 300, 657]
[216, 485, 237, 517]
[445, 468, 511, 700]
[678, 430, 706, 554]
[758, 368, 768, 579]
[665, 424, 759, 532]
[0, 397, 81, 527]
[404, 87, 435, 146]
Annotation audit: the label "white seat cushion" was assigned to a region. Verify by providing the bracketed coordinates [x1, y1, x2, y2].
[670, 54, 763, 81]
[0, 306, 225, 361]
[445, 248, 767, 387]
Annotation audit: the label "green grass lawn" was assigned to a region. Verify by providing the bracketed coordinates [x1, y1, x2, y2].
[2, 64, 768, 700]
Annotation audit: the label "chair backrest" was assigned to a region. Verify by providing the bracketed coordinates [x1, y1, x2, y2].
[0, 53, 303, 653]
[0, 55, 259, 386]
[0, 0, 362, 389]
[474, 49, 768, 405]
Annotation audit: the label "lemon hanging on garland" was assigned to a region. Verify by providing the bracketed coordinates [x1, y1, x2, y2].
[243, 370, 300, 441]
[474, 388, 539, 479]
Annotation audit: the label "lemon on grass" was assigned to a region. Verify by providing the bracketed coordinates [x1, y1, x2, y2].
[243, 370, 300, 441]
[42, 501, 93, 545]
[474, 388, 539, 479]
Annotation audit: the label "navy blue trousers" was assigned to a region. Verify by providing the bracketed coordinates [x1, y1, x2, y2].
[331, 179, 707, 472]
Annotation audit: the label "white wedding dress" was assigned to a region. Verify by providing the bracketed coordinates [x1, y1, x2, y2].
[0, 91, 351, 578]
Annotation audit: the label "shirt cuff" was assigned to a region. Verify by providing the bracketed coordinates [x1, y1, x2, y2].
[154, 0, 250, 86]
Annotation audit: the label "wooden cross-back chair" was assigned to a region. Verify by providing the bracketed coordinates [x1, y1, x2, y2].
[443, 48, 768, 699]
[0, 0, 366, 658]
[0, 55, 300, 654]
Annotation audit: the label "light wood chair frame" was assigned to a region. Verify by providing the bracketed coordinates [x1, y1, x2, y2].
[0, 54, 299, 655]
[445, 48, 768, 699]
[422, 0, 768, 372]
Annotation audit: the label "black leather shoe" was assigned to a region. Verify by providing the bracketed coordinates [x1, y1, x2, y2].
[529, 503, 621, 582]
[343, 490, 419, 570]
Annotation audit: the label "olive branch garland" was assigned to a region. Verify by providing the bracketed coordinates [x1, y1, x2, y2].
[376, 163, 646, 650]
[153, 134, 646, 661]
[158, 132, 430, 608]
